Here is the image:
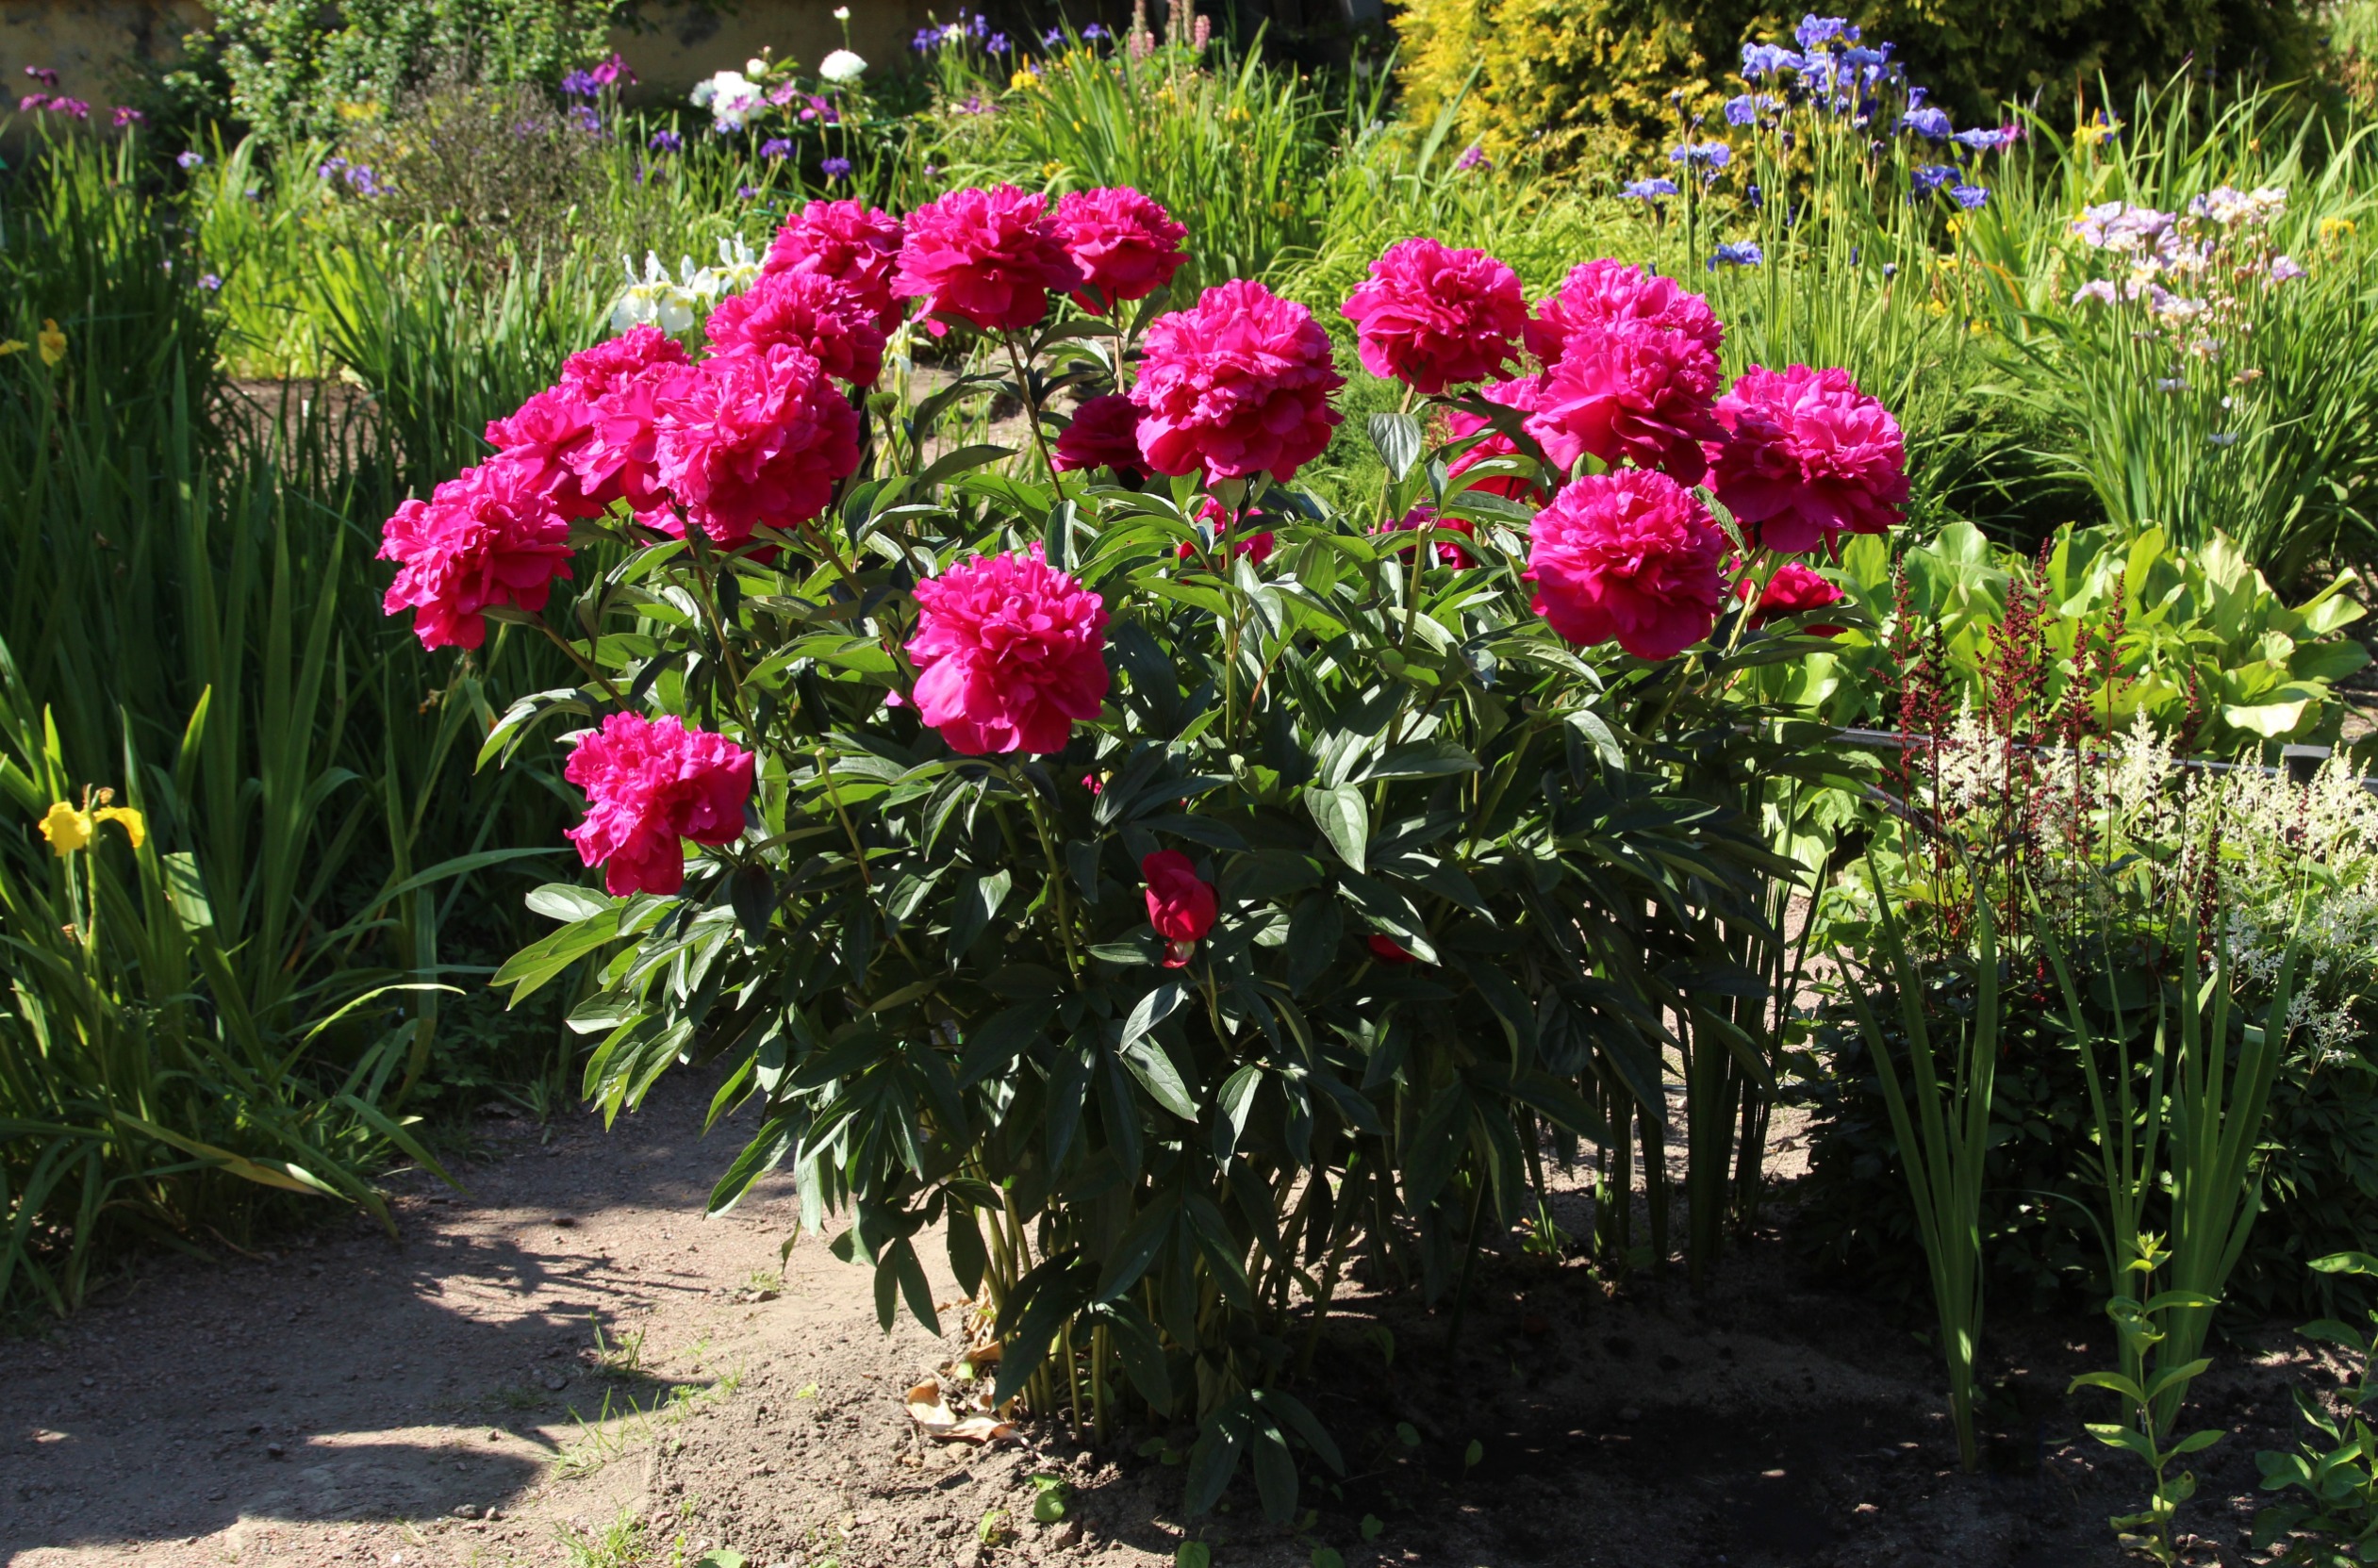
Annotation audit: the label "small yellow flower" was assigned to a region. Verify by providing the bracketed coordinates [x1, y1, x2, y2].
[0, 338, 25, 357]
[40, 801, 91, 856]
[2320, 216, 2356, 243]
[38, 788, 143, 856]
[1925, 298, 1949, 317]
[1041, 159, 1063, 179]
[94, 805, 145, 849]
[37, 319, 65, 366]
[1226, 104, 1248, 123]
[1010, 69, 1040, 92]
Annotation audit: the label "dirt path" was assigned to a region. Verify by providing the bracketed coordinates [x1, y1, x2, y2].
[0, 1080, 1047, 1568]
[0, 1073, 2330, 1568]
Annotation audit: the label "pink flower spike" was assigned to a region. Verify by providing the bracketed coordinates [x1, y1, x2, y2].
[1131, 279, 1344, 482]
[1526, 470, 1724, 660]
[1709, 364, 1907, 554]
[1340, 237, 1527, 394]
[893, 185, 1082, 333]
[1054, 187, 1189, 309]
[905, 545, 1112, 755]
[563, 713, 754, 898]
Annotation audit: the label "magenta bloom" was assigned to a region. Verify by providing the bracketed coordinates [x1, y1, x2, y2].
[1709, 364, 1908, 553]
[764, 198, 905, 329]
[380, 458, 575, 651]
[893, 185, 1082, 334]
[1142, 850, 1217, 966]
[550, 326, 695, 513]
[1536, 320, 1723, 484]
[1445, 374, 1565, 496]
[485, 386, 605, 520]
[1525, 259, 1724, 364]
[905, 545, 1112, 755]
[1527, 470, 1724, 660]
[1340, 238, 1527, 394]
[563, 713, 754, 898]
[1131, 279, 1345, 481]
[704, 270, 887, 386]
[1054, 187, 1188, 308]
[1738, 560, 1846, 634]
[652, 344, 860, 548]
[1052, 393, 1148, 480]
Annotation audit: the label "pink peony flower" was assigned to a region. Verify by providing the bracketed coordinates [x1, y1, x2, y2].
[1445, 375, 1565, 497]
[562, 712, 754, 898]
[1340, 237, 1527, 394]
[703, 270, 887, 385]
[1737, 560, 1846, 634]
[1131, 279, 1344, 481]
[1526, 470, 1724, 660]
[905, 545, 1112, 755]
[651, 343, 860, 547]
[1143, 849, 1216, 966]
[485, 385, 605, 520]
[1378, 503, 1477, 566]
[1535, 320, 1723, 484]
[380, 457, 575, 651]
[1054, 187, 1189, 308]
[763, 198, 905, 329]
[893, 185, 1082, 334]
[1524, 258, 1724, 364]
[1708, 363, 1907, 553]
[553, 326, 695, 514]
[561, 323, 693, 400]
[1052, 392, 1148, 480]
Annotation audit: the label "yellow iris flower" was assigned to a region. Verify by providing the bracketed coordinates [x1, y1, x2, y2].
[38, 790, 145, 857]
[37, 319, 65, 367]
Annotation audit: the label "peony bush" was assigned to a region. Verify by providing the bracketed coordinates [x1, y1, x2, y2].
[388, 185, 1904, 1511]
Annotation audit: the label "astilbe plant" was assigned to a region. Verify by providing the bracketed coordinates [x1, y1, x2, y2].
[382, 185, 1900, 1512]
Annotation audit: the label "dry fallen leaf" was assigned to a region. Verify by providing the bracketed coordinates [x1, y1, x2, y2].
[904, 1378, 1016, 1444]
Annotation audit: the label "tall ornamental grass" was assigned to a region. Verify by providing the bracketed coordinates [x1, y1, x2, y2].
[0, 131, 572, 1317]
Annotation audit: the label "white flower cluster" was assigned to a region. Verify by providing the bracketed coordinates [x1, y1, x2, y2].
[1922, 701, 2378, 1054]
[609, 236, 763, 335]
[690, 68, 766, 132]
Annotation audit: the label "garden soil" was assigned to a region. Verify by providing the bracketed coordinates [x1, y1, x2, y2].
[1, 1073, 2344, 1568]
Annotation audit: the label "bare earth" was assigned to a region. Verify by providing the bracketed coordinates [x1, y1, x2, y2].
[0, 1073, 2339, 1568]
